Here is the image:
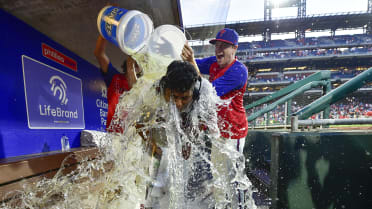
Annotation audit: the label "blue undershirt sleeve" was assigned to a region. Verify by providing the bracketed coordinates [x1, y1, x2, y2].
[196, 56, 217, 75]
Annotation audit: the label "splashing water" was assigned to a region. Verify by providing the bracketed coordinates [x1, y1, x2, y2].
[1, 51, 257, 209]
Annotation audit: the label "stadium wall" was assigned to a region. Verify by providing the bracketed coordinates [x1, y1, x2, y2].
[0, 9, 110, 158]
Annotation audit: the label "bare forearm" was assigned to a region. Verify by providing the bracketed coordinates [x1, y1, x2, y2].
[94, 35, 110, 73]
[181, 43, 200, 76]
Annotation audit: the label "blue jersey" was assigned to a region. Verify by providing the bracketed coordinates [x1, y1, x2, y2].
[196, 56, 247, 97]
[196, 56, 249, 139]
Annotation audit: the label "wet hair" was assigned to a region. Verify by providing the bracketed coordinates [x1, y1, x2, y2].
[160, 61, 199, 93]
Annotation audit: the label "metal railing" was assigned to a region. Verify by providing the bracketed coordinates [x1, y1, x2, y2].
[246, 71, 331, 129]
[294, 67, 372, 120]
[290, 67, 372, 131]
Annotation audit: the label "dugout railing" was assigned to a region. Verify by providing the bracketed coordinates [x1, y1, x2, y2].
[246, 70, 332, 129]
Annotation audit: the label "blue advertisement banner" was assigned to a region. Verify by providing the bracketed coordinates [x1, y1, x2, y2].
[0, 9, 109, 158]
[22, 55, 85, 129]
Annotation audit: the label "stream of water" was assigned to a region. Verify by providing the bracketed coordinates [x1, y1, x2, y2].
[1, 52, 257, 209]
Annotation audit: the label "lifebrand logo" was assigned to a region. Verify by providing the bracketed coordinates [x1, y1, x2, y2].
[39, 75, 78, 119]
[22, 55, 84, 129]
[49, 75, 68, 105]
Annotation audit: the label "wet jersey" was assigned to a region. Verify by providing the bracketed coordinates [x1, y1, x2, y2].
[196, 56, 248, 139]
[102, 63, 130, 131]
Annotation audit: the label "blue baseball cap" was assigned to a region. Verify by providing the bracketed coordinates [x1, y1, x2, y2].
[209, 28, 239, 46]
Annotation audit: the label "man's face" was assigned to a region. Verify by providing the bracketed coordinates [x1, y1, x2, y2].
[171, 89, 193, 111]
[214, 41, 237, 68]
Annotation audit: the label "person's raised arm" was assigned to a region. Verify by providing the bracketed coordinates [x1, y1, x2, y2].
[181, 42, 201, 76]
[94, 35, 110, 74]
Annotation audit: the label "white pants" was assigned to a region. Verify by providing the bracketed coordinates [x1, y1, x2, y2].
[211, 137, 246, 209]
[145, 148, 170, 209]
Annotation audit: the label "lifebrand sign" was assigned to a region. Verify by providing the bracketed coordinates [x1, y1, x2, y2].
[22, 55, 85, 129]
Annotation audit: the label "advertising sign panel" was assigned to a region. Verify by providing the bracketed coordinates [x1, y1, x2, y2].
[22, 55, 85, 129]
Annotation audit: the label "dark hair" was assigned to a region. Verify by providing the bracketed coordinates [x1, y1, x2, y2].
[160, 61, 199, 93]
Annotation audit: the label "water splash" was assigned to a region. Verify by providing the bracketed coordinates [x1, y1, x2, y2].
[1, 52, 256, 209]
